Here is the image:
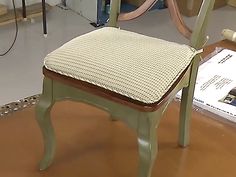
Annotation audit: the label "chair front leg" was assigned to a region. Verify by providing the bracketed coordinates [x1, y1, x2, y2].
[179, 55, 201, 147]
[35, 77, 56, 170]
[137, 112, 161, 177]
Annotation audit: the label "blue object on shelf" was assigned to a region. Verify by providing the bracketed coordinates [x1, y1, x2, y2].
[94, 0, 166, 27]
[152, 0, 166, 9]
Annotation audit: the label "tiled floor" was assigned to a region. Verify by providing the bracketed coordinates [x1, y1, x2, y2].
[0, 5, 236, 106]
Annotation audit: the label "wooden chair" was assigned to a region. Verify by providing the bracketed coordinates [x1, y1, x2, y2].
[35, 0, 215, 176]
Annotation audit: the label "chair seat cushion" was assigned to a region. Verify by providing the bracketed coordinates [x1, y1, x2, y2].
[44, 27, 199, 104]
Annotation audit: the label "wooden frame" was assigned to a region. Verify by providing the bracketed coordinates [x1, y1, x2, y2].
[36, 1, 215, 177]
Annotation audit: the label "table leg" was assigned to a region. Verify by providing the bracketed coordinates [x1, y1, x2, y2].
[22, 0, 27, 20]
[42, 0, 47, 36]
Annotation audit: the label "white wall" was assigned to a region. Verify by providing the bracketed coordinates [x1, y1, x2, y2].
[0, 0, 61, 9]
[66, 0, 97, 22]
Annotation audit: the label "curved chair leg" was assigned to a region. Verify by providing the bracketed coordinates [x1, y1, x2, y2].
[137, 113, 160, 177]
[179, 56, 201, 147]
[35, 78, 56, 170]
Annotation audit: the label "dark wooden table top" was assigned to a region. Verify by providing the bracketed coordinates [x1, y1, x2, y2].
[202, 39, 236, 58]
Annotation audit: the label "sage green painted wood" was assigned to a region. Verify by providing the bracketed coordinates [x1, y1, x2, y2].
[178, 55, 201, 147]
[35, 78, 56, 170]
[190, 0, 215, 49]
[36, 70, 186, 171]
[108, 0, 120, 27]
[44, 78, 170, 176]
[178, 0, 215, 147]
[137, 111, 162, 177]
[53, 80, 140, 130]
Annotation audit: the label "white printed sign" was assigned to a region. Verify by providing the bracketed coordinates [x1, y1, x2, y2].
[177, 49, 236, 123]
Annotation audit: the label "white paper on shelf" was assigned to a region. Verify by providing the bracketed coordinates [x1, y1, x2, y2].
[176, 49, 236, 123]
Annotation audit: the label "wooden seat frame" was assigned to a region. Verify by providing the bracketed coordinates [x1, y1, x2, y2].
[36, 1, 215, 177]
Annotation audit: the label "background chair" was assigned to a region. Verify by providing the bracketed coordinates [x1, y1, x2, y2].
[35, 0, 215, 177]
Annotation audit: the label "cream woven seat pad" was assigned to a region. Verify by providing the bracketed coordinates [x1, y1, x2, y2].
[44, 27, 197, 104]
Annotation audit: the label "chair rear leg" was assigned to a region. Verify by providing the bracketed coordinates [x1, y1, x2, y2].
[179, 56, 201, 147]
[35, 78, 56, 170]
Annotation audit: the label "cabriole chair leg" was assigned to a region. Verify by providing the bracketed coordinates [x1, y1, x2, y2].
[137, 112, 161, 177]
[35, 78, 56, 170]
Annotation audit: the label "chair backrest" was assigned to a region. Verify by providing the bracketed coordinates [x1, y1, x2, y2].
[108, 0, 215, 49]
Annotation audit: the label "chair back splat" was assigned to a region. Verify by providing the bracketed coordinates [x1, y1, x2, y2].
[110, 0, 215, 48]
[36, 1, 215, 177]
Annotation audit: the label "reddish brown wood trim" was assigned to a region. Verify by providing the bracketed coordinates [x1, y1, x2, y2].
[202, 40, 236, 58]
[166, 0, 192, 39]
[118, 0, 158, 21]
[43, 65, 190, 112]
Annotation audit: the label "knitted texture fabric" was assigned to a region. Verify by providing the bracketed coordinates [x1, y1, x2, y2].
[44, 27, 197, 104]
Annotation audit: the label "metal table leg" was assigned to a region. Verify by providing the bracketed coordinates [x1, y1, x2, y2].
[42, 0, 47, 36]
[22, 0, 27, 20]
